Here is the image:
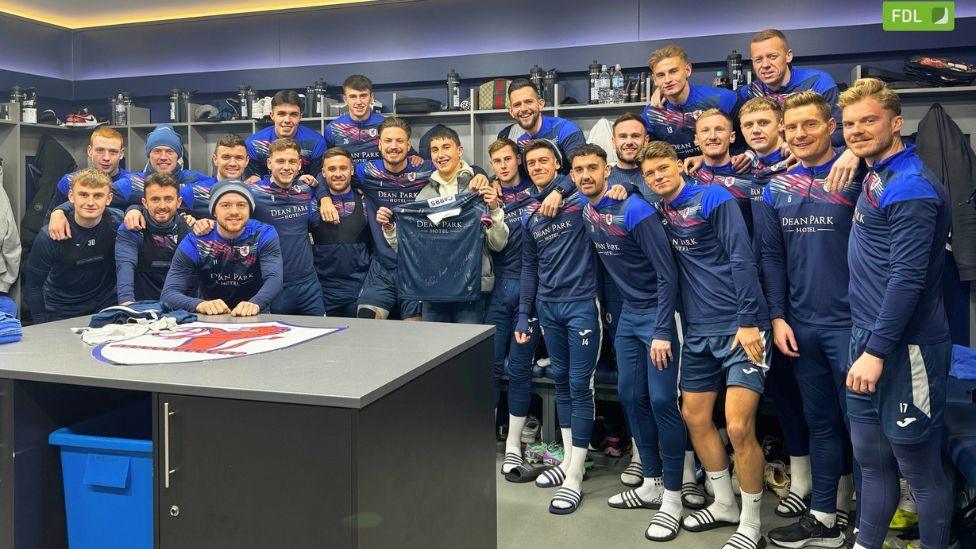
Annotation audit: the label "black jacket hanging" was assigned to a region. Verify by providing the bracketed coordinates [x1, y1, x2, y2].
[916, 103, 976, 281]
[21, 134, 77, 253]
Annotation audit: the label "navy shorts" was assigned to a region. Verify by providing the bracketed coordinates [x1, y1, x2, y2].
[679, 330, 770, 394]
[356, 260, 422, 319]
[846, 326, 950, 444]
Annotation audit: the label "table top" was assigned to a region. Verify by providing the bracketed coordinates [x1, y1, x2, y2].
[0, 315, 493, 408]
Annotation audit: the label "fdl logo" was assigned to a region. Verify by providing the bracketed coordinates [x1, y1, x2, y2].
[884, 1, 954, 31]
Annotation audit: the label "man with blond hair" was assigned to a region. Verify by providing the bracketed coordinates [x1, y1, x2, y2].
[841, 78, 952, 549]
[26, 168, 123, 323]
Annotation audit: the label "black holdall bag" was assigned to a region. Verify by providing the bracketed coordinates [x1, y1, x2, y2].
[394, 96, 442, 114]
[904, 56, 976, 86]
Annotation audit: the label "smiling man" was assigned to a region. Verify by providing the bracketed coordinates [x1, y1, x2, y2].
[245, 90, 327, 183]
[115, 172, 190, 304]
[162, 181, 283, 317]
[324, 75, 386, 165]
[46, 127, 131, 218]
[25, 168, 123, 323]
[841, 78, 952, 549]
[499, 79, 585, 174]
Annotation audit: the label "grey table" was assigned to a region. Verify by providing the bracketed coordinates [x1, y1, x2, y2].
[0, 315, 495, 549]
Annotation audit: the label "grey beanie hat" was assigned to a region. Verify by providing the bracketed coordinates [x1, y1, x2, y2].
[209, 180, 255, 216]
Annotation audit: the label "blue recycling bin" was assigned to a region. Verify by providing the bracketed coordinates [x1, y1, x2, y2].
[49, 404, 153, 549]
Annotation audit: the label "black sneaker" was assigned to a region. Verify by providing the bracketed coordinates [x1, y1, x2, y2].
[768, 513, 845, 548]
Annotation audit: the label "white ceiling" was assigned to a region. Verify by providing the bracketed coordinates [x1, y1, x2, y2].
[0, 0, 376, 29]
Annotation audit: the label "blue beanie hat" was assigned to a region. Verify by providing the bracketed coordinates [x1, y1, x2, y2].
[146, 125, 184, 157]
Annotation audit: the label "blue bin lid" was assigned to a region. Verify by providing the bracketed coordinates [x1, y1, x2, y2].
[49, 427, 152, 454]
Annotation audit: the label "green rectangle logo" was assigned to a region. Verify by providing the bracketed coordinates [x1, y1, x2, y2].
[884, 1, 954, 30]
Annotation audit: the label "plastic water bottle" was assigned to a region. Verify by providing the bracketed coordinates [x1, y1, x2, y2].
[447, 69, 461, 111]
[589, 60, 601, 104]
[611, 64, 625, 103]
[598, 65, 611, 104]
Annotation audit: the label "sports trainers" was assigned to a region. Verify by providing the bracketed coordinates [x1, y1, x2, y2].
[524, 441, 548, 464]
[765, 460, 791, 498]
[520, 416, 540, 443]
[888, 508, 918, 531]
[768, 513, 845, 548]
[65, 107, 106, 128]
[543, 443, 564, 467]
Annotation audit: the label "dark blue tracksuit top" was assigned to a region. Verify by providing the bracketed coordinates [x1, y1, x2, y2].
[642, 83, 739, 160]
[848, 145, 951, 357]
[655, 183, 769, 335]
[519, 175, 597, 316]
[582, 193, 678, 339]
[759, 152, 861, 328]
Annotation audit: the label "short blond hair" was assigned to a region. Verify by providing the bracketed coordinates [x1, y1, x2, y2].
[751, 29, 789, 48]
[838, 77, 902, 116]
[783, 90, 832, 122]
[90, 126, 124, 146]
[636, 141, 679, 163]
[648, 45, 689, 71]
[695, 108, 733, 129]
[72, 167, 112, 190]
[739, 97, 783, 120]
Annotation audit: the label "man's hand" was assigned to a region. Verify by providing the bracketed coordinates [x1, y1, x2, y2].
[649, 339, 673, 370]
[408, 155, 424, 167]
[824, 148, 860, 192]
[771, 318, 800, 358]
[376, 206, 394, 228]
[650, 87, 664, 109]
[468, 173, 490, 191]
[196, 299, 231, 315]
[319, 196, 339, 224]
[231, 301, 261, 317]
[731, 152, 754, 174]
[479, 185, 501, 210]
[299, 174, 317, 186]
[847, 352, 883, 394]
[606, 184, 629, 200]
[731, 325, 765, 365]
[192, 218, 215, 236]
[48, 210, 72, 240]
[244, 175, 261, 185]
[540, 191, 563, 218]
[514, 313, 532, 344]
[682, 155, 704, 175]
[124, 209, 147, 231]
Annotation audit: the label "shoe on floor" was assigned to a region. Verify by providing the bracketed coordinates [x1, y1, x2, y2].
[768, 513, 845, 548]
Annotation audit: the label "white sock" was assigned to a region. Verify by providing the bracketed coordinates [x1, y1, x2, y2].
[683, 450, 697, 482]
[635, 476, 664, 500]
[737, 488, 763, 540]
[789, 455, 812, 497]
[683, 469, 739, 529]
[631, 438, 642, 463]
[505, 414, 527, 455]
[811, 509, 836, 528]
[551, 445, 589, 510]
[558, 427, 574, 471]
[837, 474, 854, 512]
[853, 544, 869, 549]
[646, 489, 683, 538]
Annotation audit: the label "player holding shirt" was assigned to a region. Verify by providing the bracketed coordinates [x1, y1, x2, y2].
[841, 78, 953, 549]
[324, 75, 385, 165]
[115, 173, 190, 305]
[311, 148, 372, 318]
[514, 140, 601, 516]
[574, 143, 684, 542]
[642, 141, 770, 549]
[162, 181, 283, 317]
[759, 91, 861, 547]
[244, 90, 327, 183]
[744, 29, 860, 189]
[25, 169, 123, 323]
[46, 127, 130, 219]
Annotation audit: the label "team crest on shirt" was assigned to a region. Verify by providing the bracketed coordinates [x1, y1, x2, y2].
[236, 245, 250, 257]
[92, 321, 345, 365]
[367, 128, 378, 138]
